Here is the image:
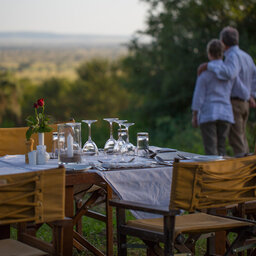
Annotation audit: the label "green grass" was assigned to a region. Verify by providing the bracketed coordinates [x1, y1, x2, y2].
[72, 203, 146, 256]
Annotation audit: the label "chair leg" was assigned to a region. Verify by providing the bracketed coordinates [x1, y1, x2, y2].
[116, 207, 127, 256]
[53, 218, 73, 256]
[145, 242, 163, 256]
[0, 224, 10, 239]
[75, 199, 83, 234]
[224, 228, 250, 256]
[164, 215, 175, 256]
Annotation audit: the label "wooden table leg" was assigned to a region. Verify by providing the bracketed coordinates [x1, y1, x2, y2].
[63, 185, 74, 256]
[106, 185, 113, 256]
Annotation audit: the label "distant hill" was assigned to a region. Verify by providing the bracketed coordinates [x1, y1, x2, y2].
[0, 31, 131, 48]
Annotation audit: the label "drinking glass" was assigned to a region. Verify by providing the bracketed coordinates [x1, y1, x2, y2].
[103, 118, 118, 154]
[121, 123, 135, 155]
[113, 120, 127, 154]
[136, 132, 149, 157]
[82, 120, 98, 155]
[51, 132, 58, 159]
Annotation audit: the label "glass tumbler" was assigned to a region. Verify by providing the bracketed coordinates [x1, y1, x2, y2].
[136, 132, 149, 157]
[58, 123, 82, 164]
[51, 132, 58, 159]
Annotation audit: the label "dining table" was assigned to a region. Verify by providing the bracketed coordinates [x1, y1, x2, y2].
[0, 147, 201, 256]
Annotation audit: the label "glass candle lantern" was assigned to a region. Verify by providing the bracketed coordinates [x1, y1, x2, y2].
[58, 123, 82, 164]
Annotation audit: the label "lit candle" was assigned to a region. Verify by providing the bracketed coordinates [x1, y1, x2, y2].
[67, 133, 74, 157]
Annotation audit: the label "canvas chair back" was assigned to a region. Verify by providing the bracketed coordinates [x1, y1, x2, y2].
[170, 155, 256, 212]
[0, 166, 65, 225]
[0, 125, 57, 156]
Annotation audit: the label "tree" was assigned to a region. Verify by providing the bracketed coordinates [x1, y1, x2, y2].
[32, 78, 73, 123]
[74, 58, 129, 119]
[0, 71, 21, 126]
[122, 0, 256, 145]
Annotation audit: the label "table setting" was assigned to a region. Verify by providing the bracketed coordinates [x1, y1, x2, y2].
[0, 99, 207, 221]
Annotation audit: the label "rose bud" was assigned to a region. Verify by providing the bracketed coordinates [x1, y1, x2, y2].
[37, 98, 44, 107]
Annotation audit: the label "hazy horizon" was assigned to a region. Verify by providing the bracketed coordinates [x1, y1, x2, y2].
[0, 31, 134, 48]
[0, 0, 148, 36]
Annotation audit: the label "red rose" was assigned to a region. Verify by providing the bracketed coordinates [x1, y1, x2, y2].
[37, 98, 44, 107]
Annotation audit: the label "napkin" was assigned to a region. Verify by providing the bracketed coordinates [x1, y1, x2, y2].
[101, 159, 155, 169]
[149, 146, 177, 153]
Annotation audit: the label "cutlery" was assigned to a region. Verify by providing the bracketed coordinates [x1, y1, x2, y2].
[177, 154, 190, 160]
[154, 156, 172, 166]
[98, 157, 135, 164]
[94, 165, 108, 171]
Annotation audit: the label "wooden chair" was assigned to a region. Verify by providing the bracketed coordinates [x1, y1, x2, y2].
[110, 155, 256, 256]
[0, 125, 111, 255]
[0, 166, 72, 256]
[0, 125, 57, 156]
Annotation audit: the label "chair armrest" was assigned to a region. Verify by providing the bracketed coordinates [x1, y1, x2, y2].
[109, 199, 180, 216]
[50, 217, 73, 227]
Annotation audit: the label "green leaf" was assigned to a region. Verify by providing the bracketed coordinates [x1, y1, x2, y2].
[44, 126, 53, 133]
[26, 127, 33, 141]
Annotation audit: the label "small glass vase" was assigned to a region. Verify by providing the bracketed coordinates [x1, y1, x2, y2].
[25, 138, 34, 164]
[38, 132, 44, 145]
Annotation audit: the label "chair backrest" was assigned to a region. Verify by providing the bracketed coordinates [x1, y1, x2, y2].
[170, 155, 256, 212]
[0, 125, 57, 156]
[0, 166, 65, 225]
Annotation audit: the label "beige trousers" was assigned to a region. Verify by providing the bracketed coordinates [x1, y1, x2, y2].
[229, 99, 249, 156]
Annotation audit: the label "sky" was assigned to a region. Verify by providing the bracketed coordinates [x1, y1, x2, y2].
[0, 0, 148, 36]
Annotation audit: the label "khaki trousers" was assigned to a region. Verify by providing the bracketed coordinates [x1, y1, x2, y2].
[200, 120, 231, 156]
[229, 99, 249, 156]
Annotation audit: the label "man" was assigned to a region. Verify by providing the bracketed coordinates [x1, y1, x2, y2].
[198, 26, 256, 156]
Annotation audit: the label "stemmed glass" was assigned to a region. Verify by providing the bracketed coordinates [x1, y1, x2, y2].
[103, 118, 118, 154]
[113, 119, 127, 154]
[121, 123, 135, 155]
[82, 120, 98, 155]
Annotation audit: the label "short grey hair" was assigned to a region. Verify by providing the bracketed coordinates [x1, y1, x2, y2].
[220, 26, 239, 46]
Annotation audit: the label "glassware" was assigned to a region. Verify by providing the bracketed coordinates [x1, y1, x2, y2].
[82, 120, 98, 155]
[51, 132, 58, 159]
[58, 123, 82, 164]
[113, 120, 127, 154]
[136, 132, 149, 157]
[121, 123, 135, 155]
[103, 118, 118, 154]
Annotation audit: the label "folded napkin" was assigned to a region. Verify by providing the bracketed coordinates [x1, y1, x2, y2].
[149, 146, 177, 153]
[101, 160, 155, 170]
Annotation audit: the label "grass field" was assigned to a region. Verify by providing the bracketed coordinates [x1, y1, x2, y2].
[0, 46, 127, 83]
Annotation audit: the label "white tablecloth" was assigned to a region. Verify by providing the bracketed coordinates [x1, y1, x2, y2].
[0, 149, 199, 219]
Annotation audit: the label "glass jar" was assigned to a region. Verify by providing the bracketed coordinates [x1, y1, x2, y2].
[58, 123, 82, 164]
[136, 132, 149, 157]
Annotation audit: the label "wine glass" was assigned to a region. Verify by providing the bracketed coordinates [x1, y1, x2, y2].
[113, 119, 127, 154]
[121, 123, 135, 155]
[82, 120, 98, 155]
[103, 118, 118, 154]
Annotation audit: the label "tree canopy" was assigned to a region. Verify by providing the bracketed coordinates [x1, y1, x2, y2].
[123, 0, 256, 124]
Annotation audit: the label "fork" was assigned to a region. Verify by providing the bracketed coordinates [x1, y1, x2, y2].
[177, 153, 190, 160]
